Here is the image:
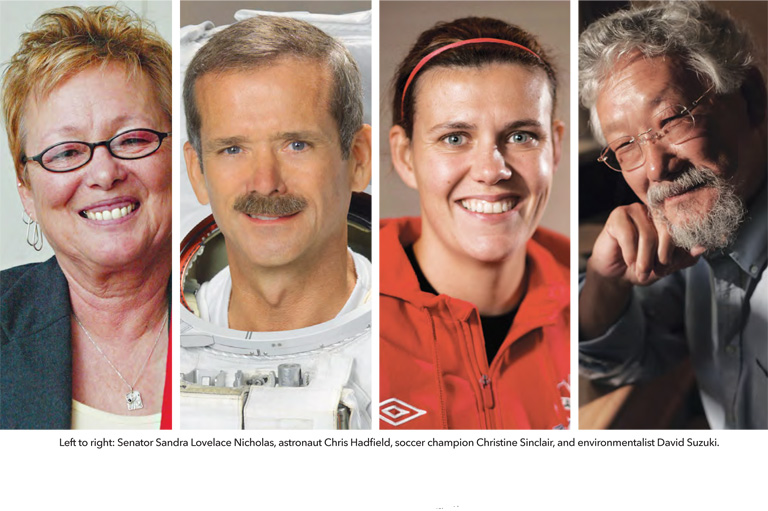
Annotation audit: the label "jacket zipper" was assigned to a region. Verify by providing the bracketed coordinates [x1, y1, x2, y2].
[480, 374, 495, 411]
[463, 312, 497, 428]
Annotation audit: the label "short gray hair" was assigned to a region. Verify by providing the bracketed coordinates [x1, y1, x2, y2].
[579, 1, 760, 144]
[183, 15, 363, 159]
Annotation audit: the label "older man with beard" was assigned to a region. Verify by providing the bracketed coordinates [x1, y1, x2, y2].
[578, 1, 767, 429]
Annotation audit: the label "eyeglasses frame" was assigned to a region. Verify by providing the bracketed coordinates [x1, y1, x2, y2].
[597, 85, 714, 172]
[22, 128, 172, 173]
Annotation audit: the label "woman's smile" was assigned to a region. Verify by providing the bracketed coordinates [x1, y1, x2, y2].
[396, 62, 562, 264]
[458, 195, 523, 215]
[79, 199, 140, 222]
[20, 63, 171, 269]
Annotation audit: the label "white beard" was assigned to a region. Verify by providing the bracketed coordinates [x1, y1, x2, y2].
[647, 167, 745, 251]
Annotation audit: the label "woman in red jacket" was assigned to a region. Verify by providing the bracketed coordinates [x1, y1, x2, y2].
[380, 16, 570, 429]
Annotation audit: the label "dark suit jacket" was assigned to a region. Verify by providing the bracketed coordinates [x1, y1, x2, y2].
[1, 257, 172, 429]
[1, 257, 73, 428]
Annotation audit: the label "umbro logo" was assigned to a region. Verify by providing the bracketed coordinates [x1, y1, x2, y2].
[379, 398, 426, 426]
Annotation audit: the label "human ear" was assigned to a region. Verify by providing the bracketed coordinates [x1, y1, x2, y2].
[551, 120, 565, 170]
[348, 124, 372, 192]
[17, 177, 37, 222]
[389, 125, 417, 190]
[184, 141, 210, 205]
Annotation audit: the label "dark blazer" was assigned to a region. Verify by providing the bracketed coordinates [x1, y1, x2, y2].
[1, 257, 73, 429]
[1, 257, 172, 429]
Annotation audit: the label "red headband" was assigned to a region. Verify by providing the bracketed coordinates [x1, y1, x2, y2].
[400, 38, 542, 120]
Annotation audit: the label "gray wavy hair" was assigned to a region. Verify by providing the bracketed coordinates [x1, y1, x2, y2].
[579, 1, 759, 144]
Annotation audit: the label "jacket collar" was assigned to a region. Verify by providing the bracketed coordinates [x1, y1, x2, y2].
[380, 217, 432, 301]
[380, 217, 570, 328]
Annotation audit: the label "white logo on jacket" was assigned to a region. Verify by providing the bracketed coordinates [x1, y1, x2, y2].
[379, 398, 426, 426]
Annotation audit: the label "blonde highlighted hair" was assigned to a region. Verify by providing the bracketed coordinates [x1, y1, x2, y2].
[2, 5, 171, 183]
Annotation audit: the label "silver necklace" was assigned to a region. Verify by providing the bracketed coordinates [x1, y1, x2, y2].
[74, 311, 167, 411]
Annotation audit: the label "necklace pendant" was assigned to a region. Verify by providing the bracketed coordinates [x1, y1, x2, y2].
[126, 390, 144, 411]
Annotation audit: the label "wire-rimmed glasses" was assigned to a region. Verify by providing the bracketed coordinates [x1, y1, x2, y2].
[597, 86, 713, 172]
[22, 128, 171, 173]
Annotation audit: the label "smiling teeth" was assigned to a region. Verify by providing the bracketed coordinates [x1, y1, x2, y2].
[85, 203, 135, 221]
[460, 198, 517, 214]
[248, 215, 280, 221]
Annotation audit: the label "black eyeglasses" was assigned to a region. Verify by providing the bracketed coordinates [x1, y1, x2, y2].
[22, 128, 171, 173]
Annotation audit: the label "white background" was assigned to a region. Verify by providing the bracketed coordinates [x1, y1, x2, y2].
[1, 0, 765, 509]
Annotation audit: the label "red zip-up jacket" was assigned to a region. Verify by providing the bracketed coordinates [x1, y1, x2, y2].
[379, 217, 570, 429]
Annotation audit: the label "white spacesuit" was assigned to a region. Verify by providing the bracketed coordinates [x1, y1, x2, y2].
[179, 9, 372, 430]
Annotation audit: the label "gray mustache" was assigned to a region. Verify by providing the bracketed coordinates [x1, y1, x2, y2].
[233, 192, 307, 217]
[647, 167, 717, 207]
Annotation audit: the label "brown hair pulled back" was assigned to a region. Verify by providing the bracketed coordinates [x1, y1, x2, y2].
[392, 16, 557, 137]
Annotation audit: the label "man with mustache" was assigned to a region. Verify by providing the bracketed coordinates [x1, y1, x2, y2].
[179, 15, 372, 429]
[183, 16, 371, 332]
[578, 1, 767, 428]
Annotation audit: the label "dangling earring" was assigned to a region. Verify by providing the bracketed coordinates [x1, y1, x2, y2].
[22, 211, 43, 251]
